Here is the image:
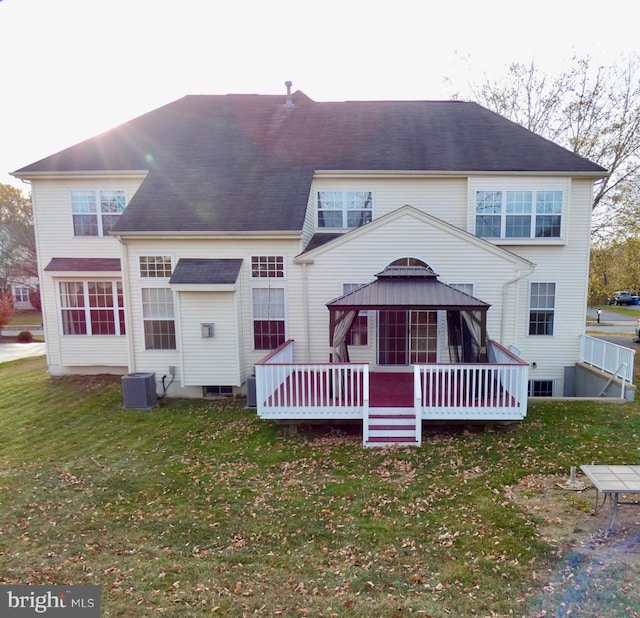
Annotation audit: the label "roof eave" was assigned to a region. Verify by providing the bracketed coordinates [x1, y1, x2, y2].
[11, 170, 149, 181]
[111, 230, 303, 240]
[314, 169, 608, 179]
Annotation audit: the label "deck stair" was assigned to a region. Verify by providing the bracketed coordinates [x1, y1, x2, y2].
[365, 411, 420, 447]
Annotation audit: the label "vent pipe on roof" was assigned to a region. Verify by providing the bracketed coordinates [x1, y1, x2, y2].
[285, 80, 294, 106]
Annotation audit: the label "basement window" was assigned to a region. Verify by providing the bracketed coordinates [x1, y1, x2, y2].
[528, 380, 553, 397]
[203, 385, 234, 397]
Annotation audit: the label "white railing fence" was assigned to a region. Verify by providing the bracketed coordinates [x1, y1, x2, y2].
[255, 341, 369, 418]
[414, 362, 528, 419]
[580, 335, 635, 384]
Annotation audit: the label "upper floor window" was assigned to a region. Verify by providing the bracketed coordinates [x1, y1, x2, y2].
[71, 190, 126, 237]
[448, 283, 475, 297]
[12, 285, 30, 303]
[475, 190, 563, 239]
[140, 256, 172, 278]
[317, 191, 372, 229]
[251, 256, 284, 279]
[59, 280, 125, 336]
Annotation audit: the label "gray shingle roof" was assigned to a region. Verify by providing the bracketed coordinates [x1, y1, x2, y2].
[327, 266, 490, 310]
[14, 92, 606, 234]
[169, 258, 243, 284]
[44, 257, 121, 271]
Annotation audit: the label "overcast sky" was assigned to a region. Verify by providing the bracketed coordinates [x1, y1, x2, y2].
[2, 0, 639, 192]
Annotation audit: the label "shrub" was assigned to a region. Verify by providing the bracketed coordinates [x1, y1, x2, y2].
[17, 330, 33, 342]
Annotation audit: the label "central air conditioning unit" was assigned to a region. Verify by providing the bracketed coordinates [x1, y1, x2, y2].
[122, 372, 158, 409]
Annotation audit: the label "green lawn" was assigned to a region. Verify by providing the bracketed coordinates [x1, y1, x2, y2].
[1, 357, 640, 617]
[7, 309, 42, 327]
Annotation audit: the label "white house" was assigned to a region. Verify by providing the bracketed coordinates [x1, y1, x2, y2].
[13, 87, 624, 445]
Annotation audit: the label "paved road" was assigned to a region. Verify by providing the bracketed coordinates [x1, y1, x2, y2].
[0, 342, 46, 364]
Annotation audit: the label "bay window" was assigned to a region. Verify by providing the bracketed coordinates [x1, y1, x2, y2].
[59, 280, 125, 335]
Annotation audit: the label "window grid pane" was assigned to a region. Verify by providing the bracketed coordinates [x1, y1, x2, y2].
[528, 380, 554, 397]
[252, 287, 285, 349]
[142, 288, 176, 349]
[144, 320, 176, 350]
[251, 256, 284, 278]
[318, 190, 372, 229]
[140, 256, 173, 278]
[529, 283, 555, 336]
[476, 190, 562, 239]
[142, 288, 175, 319]
[71, 190, 125, 237]
[100, 191, 126, 214]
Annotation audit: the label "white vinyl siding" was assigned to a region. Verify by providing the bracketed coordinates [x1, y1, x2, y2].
[301, 207, 527, 368]
[311, 177, 468, 230]
[177, 291, 242, 386]
[29, 177, 144, 373]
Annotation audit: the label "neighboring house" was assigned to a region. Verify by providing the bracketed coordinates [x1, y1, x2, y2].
[13, 87, 621, 445]
[10, 279, 37, 310]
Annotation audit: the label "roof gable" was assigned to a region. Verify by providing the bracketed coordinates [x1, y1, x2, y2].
[297, 205, 535, 270]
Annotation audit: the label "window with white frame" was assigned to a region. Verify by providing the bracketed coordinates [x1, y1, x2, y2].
[140, 256, 172, 278]
[317, 191, 373, 229]
[448, 283, 475, 297]
[59, 280, 125, 335]
[71, 190, 126, 236]
[252, 287, 285, 350]
[251, 256, 284, 279]
[142, 288, 176, 349]
[529, 282, 556, 336]
[343, 283, 368, 346]
[475, 190, 563, 239]
[12, 286, 30, 303]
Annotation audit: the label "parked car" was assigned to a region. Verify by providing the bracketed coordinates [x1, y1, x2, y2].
[608, 290, 633, 305]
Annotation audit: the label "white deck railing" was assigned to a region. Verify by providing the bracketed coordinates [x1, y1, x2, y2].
[255, 340, 527, 422]
[580, 335, 635, 383]
[414, 362, 528, 420]
[255, 341, 369, 419]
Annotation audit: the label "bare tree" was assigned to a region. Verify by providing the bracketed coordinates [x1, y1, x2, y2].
[0, 183, 36, 294]
[471, 56, 640, 242]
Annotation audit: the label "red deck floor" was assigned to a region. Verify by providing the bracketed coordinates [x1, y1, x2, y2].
[263, 370, 517, 409]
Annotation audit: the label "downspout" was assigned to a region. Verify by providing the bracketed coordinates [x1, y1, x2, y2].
[117, 236, 136, 373]
[302, 263, 310, 362]
[501, 266, 534, 346]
